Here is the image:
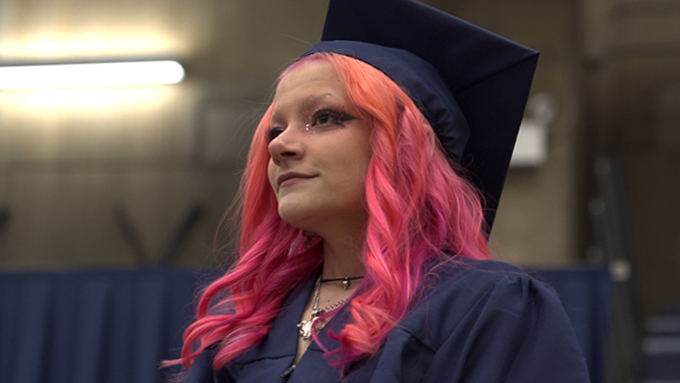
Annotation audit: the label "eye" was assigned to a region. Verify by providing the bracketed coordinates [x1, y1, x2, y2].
[310, 108, 356, 127]
[268, 127, 284, 141]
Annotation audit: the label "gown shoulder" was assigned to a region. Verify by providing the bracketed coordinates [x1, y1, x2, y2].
[377, 258, 592, 383]
[184, 259, 592, 382]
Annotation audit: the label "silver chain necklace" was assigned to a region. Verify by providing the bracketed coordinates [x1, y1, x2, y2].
[297, 276, 347, 340]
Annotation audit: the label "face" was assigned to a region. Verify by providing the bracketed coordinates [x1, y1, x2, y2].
[267, 62, 372, 234]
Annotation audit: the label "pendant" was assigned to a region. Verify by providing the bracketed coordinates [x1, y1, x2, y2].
[297, 309, 324, 340]
[297, 319, 314, 340]
[342, 278, 350, 290]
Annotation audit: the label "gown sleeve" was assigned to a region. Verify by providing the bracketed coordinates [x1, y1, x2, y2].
[184, 348, 218, 383]
[419, 270, 591, 383]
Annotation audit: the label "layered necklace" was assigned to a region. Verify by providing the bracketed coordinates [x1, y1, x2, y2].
[296, 275, 364, 340]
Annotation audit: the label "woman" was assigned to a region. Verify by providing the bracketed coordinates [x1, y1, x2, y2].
[173, 0, 592, 382]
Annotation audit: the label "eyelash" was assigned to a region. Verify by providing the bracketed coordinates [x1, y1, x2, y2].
[310, 108, 355, 127]
[267, 108, 356, 141]
[268, 127, 284, 142]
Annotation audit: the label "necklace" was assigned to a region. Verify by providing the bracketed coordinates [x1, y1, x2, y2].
[297, 277, 347, 340]
[320, 275, 364, 290]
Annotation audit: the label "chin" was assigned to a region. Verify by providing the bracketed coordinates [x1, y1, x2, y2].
[277, 205, 315, 229]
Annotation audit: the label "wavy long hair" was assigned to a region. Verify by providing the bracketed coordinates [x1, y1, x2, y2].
[176, 52, 491, 371]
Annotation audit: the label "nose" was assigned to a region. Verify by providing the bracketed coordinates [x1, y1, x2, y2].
[268, 126, 304, 166]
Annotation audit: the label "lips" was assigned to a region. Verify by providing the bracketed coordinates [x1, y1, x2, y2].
[277, 172, 316, 187]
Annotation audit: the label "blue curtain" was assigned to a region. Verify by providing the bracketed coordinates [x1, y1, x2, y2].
[0, 269, 203, 383]
[0, 266, 611, 383]
[534, 267, 613, 383]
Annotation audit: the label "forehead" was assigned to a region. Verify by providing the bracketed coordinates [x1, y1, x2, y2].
[273, 62, 346, 108]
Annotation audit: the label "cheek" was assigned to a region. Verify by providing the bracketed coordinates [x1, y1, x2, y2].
[336, 151, 371, 200]
[267, 159, 278, 194]
[349, 138, 372, 180]
[332, 130, 372, 189]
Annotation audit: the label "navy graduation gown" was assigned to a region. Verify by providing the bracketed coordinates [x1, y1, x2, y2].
[185, 259, 591, 382]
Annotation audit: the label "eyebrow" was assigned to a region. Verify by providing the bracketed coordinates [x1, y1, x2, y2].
[305, 93, 337, 104]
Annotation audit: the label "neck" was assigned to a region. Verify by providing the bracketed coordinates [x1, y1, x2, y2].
[301, 209, 367, 280]
[319, 230, 366, 280]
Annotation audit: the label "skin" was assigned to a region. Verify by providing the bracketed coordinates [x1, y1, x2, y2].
[267, 62, 370, 362]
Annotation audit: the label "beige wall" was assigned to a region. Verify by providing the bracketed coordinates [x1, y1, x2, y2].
[0, 0, 589, 269]
[432, 0, 587, 266]
[0, 0, 227, 267]
[580, 0, 680, 315]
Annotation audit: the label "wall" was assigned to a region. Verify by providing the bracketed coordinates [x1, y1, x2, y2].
[581, 0, 680, 315]
[432, 0, 588, 266]
[0, 0, 592, 269]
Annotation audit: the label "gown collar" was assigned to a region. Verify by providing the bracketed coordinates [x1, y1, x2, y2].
[234, 271, 349, 363]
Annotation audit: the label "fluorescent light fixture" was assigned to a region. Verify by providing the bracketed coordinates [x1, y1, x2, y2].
[0, 60, 185, 90]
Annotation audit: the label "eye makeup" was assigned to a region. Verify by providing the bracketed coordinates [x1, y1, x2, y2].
[267, 106, 357, 141]
[304, 107, 356, 133]
[268, 126, 285, 141]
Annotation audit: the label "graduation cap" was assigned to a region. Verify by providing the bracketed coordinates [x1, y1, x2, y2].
[302, 0, 539, 232]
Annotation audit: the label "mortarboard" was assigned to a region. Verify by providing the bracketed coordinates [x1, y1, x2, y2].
[302, 0, 539, 232]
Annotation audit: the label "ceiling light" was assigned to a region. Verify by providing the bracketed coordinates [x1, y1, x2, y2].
[0, 60, 185, 90]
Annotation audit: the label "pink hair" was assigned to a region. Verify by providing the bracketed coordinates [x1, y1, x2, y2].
[173, 52, 490, 372]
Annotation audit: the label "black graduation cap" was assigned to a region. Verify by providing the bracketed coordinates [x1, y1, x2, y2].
[302, 0, 539, 232]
